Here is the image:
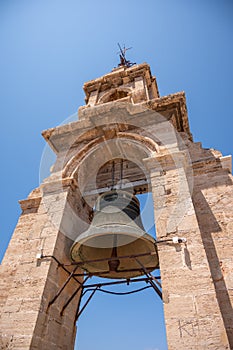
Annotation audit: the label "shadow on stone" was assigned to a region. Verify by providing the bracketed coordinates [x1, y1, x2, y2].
[194, 191, 233, 347]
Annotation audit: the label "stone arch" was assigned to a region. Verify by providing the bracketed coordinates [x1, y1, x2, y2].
[61, 130, 159, 208]
[62, 131, 159, 181]
[98, 87, 132, 104]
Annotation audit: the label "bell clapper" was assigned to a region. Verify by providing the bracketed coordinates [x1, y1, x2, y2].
[108, 239, 120, 272]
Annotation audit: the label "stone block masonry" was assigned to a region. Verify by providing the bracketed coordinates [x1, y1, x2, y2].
[0, 63, 232, 349]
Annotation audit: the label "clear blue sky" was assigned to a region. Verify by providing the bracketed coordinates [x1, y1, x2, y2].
[0, 1, 233, 349]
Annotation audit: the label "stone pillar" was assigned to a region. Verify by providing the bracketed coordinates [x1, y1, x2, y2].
[145, 151, 230, 350]
[192, 158, 233, 347]
[0, 179, 90, 350]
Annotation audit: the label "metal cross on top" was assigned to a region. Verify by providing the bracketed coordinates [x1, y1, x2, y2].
[117, 43, 136, 68]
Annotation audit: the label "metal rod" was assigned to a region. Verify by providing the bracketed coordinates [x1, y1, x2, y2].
[83, 276, 154, 289]
[134, 258, 162, 299]
[111, 160, 115, 190]
[155, 238, 173, 243]
[87, 285, 152, 296]
[76, 286, 100, 321]
[41, 255, 81, 285]
[73, 268, 161, 277]
[60, 275, 90, 315]
[150, 274, 162, 288]
[120, 158, 123, 189]
[48, 265, 79, 308]
[74, 288, 84, 325]
[41, 254, 62, 267]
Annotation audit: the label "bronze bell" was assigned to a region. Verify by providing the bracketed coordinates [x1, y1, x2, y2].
[70, 190, 159, 279]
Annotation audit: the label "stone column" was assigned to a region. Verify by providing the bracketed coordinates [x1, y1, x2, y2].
[145, 151, 230, 350]
[0, 179, 90, 350]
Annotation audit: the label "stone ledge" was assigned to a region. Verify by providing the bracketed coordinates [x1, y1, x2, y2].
[19, 197, 42, 211]
[220, 155, 232, 174]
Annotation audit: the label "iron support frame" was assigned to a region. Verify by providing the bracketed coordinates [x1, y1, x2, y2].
[42, 253, 163, 321]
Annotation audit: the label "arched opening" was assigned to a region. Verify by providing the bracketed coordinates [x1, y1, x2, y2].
[74, 191, 167, 350]
[95, 158, 149, 194]
[71, 156, 167, 350]
[99, 89, 130, 104]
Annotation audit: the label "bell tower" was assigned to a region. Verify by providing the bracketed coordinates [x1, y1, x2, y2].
[81, 62, 159, 107]
[0, 60, 233, 350]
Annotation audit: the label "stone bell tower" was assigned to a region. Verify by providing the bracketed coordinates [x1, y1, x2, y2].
[0, 60, 233, 350]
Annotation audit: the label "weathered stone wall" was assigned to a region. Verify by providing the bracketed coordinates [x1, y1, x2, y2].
[0, 181, 89, 349]
[193, 163, 233, 347]
[147, 147, 232, 349]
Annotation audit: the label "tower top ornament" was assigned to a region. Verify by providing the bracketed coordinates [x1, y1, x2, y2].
[117, 43, 136, 68]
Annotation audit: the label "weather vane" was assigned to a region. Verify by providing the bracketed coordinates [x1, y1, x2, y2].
[117, 43, 136, 68]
